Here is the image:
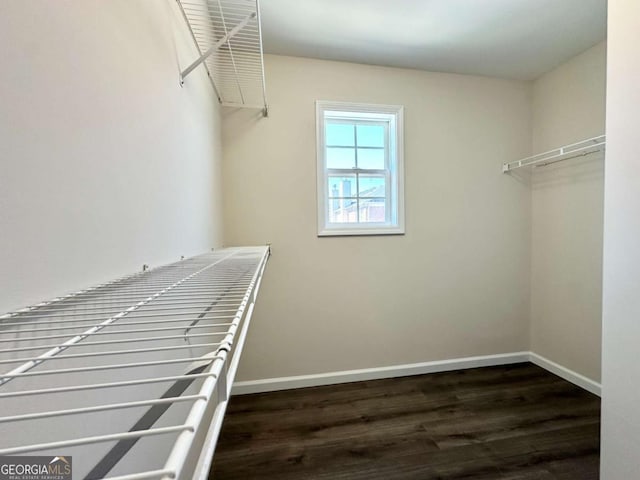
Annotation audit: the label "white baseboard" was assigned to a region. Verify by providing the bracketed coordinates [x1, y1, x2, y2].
[232, 351, 602, 397]
[232, 352, 530, 395]
[529, 352, 601, 397]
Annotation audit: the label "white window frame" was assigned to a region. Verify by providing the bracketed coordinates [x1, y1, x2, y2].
[316, 101, 405, 236]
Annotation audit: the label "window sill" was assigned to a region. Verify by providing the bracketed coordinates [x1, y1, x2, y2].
[318, 226, 405, 237]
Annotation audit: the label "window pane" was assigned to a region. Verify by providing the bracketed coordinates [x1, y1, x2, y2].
[326, 147, 355, 169]
[356, 124, 385, 147]
[357, 148, 385, 169]
[358, 176, 386, 197]
[317, 102, 403, 235]
[328, 176, 356, 198]
[328, 197, 358, 223]
[359, 198, 386, 223]
[326, 123, 354, 146]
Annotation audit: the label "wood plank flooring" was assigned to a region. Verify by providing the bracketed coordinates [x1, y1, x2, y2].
[210, 363, 600, 479]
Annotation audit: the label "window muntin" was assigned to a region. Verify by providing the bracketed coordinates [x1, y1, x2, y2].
[316, 102, 404, 236]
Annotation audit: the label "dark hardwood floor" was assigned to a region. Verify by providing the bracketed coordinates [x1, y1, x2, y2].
[210, 363, 600, 479]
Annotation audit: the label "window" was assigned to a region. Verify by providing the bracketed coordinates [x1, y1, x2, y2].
[316, 101, 404, 236]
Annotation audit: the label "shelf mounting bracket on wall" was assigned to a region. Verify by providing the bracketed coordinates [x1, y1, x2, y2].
[503, 135, 606, 173]
[177, 0, 269, 117]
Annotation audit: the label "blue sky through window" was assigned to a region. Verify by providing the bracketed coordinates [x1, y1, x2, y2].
[326, 121, 385, 169]
[326, 122, 385, 148]
[326, 123, 354, 146]
[356, 125, 384, 147]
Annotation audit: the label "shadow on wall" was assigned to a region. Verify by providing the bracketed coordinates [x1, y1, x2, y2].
[223, 107, 266, 127]
[504, 168, 533, 187]
[531, 153, 605, 189]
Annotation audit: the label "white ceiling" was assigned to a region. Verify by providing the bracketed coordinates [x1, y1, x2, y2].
[260, 0, 607, 80]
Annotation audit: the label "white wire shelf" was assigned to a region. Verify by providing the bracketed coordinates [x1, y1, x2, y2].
[502, 135, 606, 173]
[0, 246, 270, 480]
[177, 0, 269, 117]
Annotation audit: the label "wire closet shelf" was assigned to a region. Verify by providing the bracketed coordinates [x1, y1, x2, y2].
[0, 246, 269, 480]
[502, 135, 606, 173]
[177, 0, 268, 116]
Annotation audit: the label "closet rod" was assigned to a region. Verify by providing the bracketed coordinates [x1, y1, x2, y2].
[0, 372, 218, 399]
[2, 337, 217, 356]
[5, 289, 250, 305]
[0, 395, 206, 424]
[503, 135, 606, 172]
[0, 355, 223, 380]
[0, 290, 248, 318]
[10, 298, 246, 314]
[0, 315, 234, 329]
[7, 306, 239, 319]
[0, 425, 192, 456]
[0, 321, 232, 339]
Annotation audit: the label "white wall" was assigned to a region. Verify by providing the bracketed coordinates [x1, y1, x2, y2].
[0, 0, 224, 313]
[601, 0, 640, 476]
[224, 54, 532, 381]
[530, 42, 606, 382]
